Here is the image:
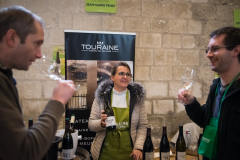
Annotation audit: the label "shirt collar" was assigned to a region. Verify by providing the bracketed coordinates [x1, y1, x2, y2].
[113, 88, 127, 95]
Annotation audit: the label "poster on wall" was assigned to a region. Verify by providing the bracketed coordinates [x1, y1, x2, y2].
[234, 9, 240, 28]
[85, 0, 116, 13]
[64, 30, 136, 153]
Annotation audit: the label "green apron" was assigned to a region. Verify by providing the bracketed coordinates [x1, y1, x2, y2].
[99, 90, 133, 160]
[198, 72, 240, 160]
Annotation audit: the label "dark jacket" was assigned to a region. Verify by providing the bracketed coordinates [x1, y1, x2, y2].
[185, 77, 240, 160]
[0, 65, 64, 160]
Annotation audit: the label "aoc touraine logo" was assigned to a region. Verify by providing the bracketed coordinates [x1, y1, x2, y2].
[81, 41, 119, 53]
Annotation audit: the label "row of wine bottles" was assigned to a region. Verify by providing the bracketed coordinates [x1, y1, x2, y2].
[143, 125, 187, 160]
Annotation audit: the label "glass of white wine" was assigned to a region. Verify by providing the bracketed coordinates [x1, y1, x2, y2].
[181, 68, 196, 91]
[177, 68, 196, 104]
[35, 55, 80, 90]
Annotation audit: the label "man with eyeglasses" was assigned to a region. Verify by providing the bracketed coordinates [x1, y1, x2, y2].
[177, 26, 240, 160]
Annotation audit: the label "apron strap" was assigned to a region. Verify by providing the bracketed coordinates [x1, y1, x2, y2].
[113, 131, 122, 150]
[214, 72, 240, 118]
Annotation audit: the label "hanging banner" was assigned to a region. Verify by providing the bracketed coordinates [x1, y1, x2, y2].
[85, 0, 116, 13]
[234, 9, 240, 28]
[64, 30, 136, 154]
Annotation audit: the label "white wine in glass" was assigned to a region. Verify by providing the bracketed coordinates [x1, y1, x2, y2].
[181, 68, 196, 91]
[177, 68, 196, 104]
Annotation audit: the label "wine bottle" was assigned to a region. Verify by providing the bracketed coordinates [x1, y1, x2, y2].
[176, 125, 186, 160]
[28, 119, 33, 128]
[160, 126, 170, 160]
[62, 118, 73, 160]
[198, 128, 203, 160]
[104, 92, 116, 130]
[55, 52, 61, 75]
[143, 127, 154, 160]
[56, 51, 60, 64]
[70, 114, 75, 133]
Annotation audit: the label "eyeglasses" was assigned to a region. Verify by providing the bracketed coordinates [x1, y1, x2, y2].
[205, 45, 232, 54]
[118, 72, 132, 78]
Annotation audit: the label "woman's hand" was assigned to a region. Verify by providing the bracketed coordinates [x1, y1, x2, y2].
[130, 149, 142, 160]
[101, 110, 107, 128]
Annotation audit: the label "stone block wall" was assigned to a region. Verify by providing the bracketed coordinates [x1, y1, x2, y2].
[1, 0, 239, 140]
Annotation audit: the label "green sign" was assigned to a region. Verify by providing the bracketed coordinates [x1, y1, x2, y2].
[234, 9, 240, 28]
[85, 0, 116, 13]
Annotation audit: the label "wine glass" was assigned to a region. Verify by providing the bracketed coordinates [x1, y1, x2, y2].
[177, 68, 196, 104]
[34, 55, 80, 90]
[181, 68, 196, 91]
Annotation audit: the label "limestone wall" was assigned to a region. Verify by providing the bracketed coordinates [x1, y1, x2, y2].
[1, 0, 239, 140]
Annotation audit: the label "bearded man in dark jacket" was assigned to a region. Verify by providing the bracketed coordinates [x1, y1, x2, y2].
[177, 27, 240, 160]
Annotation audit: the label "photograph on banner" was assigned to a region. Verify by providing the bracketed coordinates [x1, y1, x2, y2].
[66, 60, 133, 110]
[52, 45, 65, 76]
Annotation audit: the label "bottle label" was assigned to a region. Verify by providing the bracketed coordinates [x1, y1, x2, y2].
[177, 152, 186, 160]
[161, 152, 170, 160]
[144, 152, 154, 160]
[70, 116, 75, 123]
[62, 149, 73, 159]
[106, 116, 116, 127]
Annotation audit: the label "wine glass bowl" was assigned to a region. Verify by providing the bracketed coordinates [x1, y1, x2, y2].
[181, 68, 196, 91]
[177, 68, 196, 104]
[34, 55, 80, 90]
[36, 55, 62, 80]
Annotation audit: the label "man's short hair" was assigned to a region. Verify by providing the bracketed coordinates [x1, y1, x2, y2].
[0, 6, 44, 43]
[210, 27, 240, 62]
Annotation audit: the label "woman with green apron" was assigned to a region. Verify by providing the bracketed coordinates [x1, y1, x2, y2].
[99, 90, 133, 160]
[89, 62, 148, 160]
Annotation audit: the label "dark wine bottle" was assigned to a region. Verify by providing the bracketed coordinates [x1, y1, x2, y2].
[56, 51, 60, 64]
[62, 118, 73, 160]
[70, 114, 75, 133]
[104, 92, 116, 130]
[176, 125, 186, 160]
[55, 52, 61, 76]
[143, 127, 154, 160]
[198, 128, 203, 160]
[160, 126, 170, 160]
[28, 119, 33, 128]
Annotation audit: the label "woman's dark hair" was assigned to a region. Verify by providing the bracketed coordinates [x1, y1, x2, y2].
[0, 6, 44, 43]
[111, 62, 131, 76]
[210, 27, 240, 62]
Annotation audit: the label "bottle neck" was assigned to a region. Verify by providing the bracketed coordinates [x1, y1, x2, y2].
[56, 52, 60, 64]
[179, 126, 183, 136]
[65, 120, 70, 131]
[162, 126, 167, 136]
[147, 127, 151, 137]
